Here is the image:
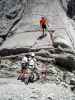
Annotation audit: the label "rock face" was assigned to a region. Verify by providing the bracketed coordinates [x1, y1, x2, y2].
[0, 58, 75, 100]
[0, 0, 75, 52]
[0, 0, 75, 71]
[61, 0, 75, 18]
[0, 0, 25, 40]
[0, 78, 74, 100]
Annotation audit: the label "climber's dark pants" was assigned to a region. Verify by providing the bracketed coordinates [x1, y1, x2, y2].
[42, 24, 47, 36]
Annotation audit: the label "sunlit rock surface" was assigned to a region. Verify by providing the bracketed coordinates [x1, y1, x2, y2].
[0, 78, 75, 100]
[0, 0, 75, 52]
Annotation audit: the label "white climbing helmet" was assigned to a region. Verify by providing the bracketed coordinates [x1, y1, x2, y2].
[31, 52, 35, 57]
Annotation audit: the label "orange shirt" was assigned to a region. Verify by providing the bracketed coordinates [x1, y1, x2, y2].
[40, 18, 48, 26]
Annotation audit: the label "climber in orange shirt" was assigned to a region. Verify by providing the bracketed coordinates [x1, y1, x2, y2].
[40, 16, 48, 36]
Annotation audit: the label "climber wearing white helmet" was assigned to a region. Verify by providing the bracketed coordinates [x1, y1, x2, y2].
[18, 55, 32, 83]
[21, 56, 28, 73]
[31, 52, 35, 57]
[28, 53, 37, 70]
